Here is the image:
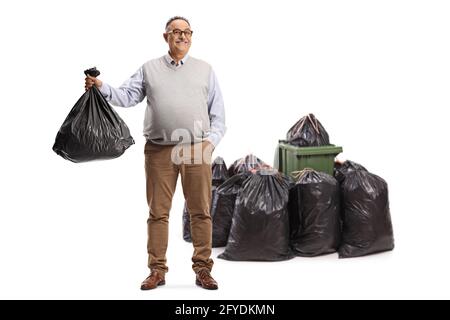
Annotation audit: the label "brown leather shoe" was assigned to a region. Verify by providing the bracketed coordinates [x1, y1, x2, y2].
[195, 269, 218, 290]
[140, 270, 165, 290]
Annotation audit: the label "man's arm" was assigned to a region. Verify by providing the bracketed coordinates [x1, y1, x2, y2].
[207, 69, 227, 147]
[86, 67, 146, 108]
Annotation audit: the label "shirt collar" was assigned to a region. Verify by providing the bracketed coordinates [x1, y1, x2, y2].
[164, 52, 189, 67]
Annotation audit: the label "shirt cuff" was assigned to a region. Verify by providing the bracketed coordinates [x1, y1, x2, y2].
[98, 82, 111, 98]
[206, 134, 221, 148]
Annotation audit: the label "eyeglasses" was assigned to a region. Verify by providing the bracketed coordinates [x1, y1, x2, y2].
[167, 29, 193, 38]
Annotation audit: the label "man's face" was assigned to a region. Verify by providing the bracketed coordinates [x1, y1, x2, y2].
[164, 19, 192, 56]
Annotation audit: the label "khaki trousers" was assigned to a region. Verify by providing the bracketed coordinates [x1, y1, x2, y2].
[144, 141, 214, 275]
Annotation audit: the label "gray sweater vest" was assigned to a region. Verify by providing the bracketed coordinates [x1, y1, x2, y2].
[142, 56, 211, 144]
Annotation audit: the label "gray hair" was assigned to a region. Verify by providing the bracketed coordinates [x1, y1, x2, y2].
[165, 16, 191, 32]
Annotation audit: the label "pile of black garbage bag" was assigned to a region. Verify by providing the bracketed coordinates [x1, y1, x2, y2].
[207, 160, 394, 260]
[181, 151, 394, 261]
[53, 67, 134, 162]
[198, 114, 394, 261]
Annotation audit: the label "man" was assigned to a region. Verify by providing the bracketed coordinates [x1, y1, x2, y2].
[85, 16, 226, 290]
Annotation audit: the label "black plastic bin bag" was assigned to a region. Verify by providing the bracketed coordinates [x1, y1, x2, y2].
[288, 169, 340, 256]
[228, 154, 267, 177]
[53, 67, 134, 162]
[219, 169, 292, 261]
[284, 113, 330, 147]
[335, 161, 394, 258]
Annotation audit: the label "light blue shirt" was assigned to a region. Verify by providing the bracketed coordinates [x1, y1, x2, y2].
[99, 54, 226, 147]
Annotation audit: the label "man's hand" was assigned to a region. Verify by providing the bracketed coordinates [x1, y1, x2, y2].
[205, 140, 215, 153]
[85, 75, 103, 91]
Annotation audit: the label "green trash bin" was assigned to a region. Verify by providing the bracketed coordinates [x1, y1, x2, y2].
[274, 142, 343, 177]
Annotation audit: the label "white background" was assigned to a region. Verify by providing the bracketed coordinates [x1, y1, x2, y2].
[0, 0, 449, 299]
